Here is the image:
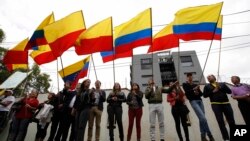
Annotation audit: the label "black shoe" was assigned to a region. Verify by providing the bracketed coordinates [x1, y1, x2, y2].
[160, 140, 164, 141]
[202, 136, 208, 141]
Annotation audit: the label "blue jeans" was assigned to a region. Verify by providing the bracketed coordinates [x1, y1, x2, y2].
[7, 117, 30, 141]
[190, 100, 212, 137]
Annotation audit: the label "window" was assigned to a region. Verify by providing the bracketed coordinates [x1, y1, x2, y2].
[180, 56, 193, 67]
[142, 83, 149, 87]
[142, 75, 153, 78]
[141, 58, 152, 70]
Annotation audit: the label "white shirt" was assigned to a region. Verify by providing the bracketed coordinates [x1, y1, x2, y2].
[0, 95, 15, 112]
[69, 95, 76, 108]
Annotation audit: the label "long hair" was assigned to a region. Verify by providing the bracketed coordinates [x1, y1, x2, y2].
[131, 83, 140, 93]
[79, 79, 90, 94]
[113, 83, 121, 93]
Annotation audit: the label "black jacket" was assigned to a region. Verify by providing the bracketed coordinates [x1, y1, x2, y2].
[126, 91, 144, 108]
[203, 82, 232, 103]
[73, 89, 93, 111]
[56, 89, 75, 113]
[107, 91, 126, 107]
[182, 82, 203, 101]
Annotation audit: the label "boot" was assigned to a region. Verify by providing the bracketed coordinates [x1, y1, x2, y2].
[208, 135, 215, 141]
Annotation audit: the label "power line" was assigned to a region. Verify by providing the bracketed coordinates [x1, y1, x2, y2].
[224, 9, 250, 16]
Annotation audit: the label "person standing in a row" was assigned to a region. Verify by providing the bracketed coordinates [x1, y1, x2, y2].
[54, 81, 76, 141]
[203, 74, 235, 141]
[8, 89, 39, 141]
[0, 90, 15, 133]
[73, 79, 94, 141]
[231, 76, 250, 125]
[182, 73, 214, 141]
[145, 79, 174, 141]
[87, 80, 106, 141]
[35, 92, 56, 141]
[126, 83, 143, 141]
[107, 83, 126, 141]
[167, 81, 190, 141]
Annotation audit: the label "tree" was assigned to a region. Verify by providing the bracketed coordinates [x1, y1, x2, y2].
[0, 28, 5, 43]
[25, 64, 51, 94]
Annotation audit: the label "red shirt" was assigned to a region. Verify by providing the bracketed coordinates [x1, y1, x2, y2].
[15, 98, 39, 119]
[167, 89, 185, 106]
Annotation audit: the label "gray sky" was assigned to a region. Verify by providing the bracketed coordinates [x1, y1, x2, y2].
[1, 0, 250, 92]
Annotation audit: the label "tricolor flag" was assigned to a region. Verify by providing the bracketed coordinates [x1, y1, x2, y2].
[173, 2, 223, 41]
[100, 50, 132, 63]
[44, 11, 86, 57]
[3, 38, 29, 64]
[26, 13, 55, 50]
[58, 56, 90, 90]
[75, 17, 113, 55]
[214, 15, 223, 40]
[114, 8, 152, 54]
[148, 22, 179, 53]
[30, 45, 57, 65]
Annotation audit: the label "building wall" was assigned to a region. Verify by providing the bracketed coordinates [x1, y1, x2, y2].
[172, 51, 206, 84]
[131, 53, 162, 92]
[131, 51, 205, 92]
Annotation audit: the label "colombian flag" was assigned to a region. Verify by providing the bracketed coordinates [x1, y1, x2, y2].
[27, 13, 54, 50]
[173, 2, 223, 41]
[214, 15, 223, 40]
[3, 38, 29, 64]
[100, 50, 132, 63]
[114, 8, 152, 54]
[148, 22, 179, 53]
[30, 45, 57, 65]
[58, 56, 90, 90]
[75, 17, 113, 55]
[44, 11, 85, 57]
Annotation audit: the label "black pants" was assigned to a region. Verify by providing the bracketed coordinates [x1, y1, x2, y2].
[0, 111, 8, 130]
[211, 104, 235, 140]
[171, 106, 189, 141]
[47, 112, 63, 141]
[75, 108, 90, 141]
[55, 109, 75, 141]
[35, 122, 50, 139]
[107, 105, 124, 141]
[238, 100, 250, 125]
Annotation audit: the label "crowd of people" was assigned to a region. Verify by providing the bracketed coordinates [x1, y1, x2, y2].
[0, 73, 250, 141]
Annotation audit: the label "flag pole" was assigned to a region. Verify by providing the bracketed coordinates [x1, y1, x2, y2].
[59, 56, 65, 80]
[217, 15, 223, 82]
[149, 8, 154, 81]
[177, 42, 180, 83]
[91, 54, 98, 80]
[199, 12, 223, 84]
[87, 56, 91, 79]
[56, 57, 60, 92]
[111, 17, 116, 84]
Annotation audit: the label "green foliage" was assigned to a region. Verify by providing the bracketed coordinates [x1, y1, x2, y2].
[25, 64, 51, 94]
[0, 29, 5, 43]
